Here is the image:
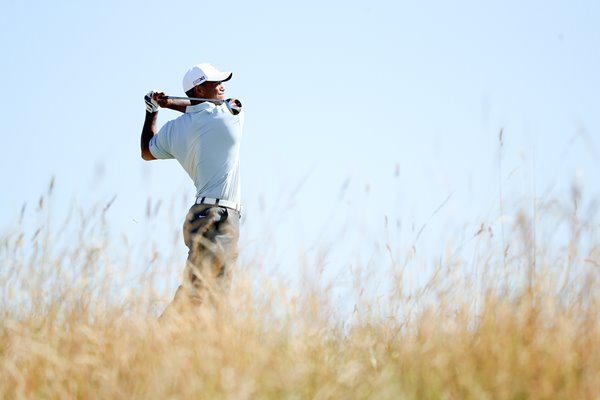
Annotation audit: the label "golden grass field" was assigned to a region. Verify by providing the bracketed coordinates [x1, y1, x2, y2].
[1, 189, 599, 399]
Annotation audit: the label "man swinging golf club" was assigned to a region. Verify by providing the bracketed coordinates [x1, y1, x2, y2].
[140, 62, 244, 317]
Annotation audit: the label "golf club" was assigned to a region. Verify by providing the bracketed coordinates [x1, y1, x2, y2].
[160, 96, 242, 115]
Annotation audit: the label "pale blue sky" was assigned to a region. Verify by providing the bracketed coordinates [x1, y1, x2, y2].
[1, 0, 599, 295]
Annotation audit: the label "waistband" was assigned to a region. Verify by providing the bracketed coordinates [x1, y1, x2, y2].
[195, 197, 242, 213]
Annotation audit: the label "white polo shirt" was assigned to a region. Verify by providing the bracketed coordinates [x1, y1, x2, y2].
[149, 102, 244, 204]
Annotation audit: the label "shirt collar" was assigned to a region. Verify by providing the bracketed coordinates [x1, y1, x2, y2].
[185, 102, 216, 113]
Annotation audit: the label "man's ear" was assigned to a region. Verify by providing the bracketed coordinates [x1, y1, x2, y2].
[194, 85, 204, 98]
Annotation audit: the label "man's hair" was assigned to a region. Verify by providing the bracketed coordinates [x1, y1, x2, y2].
[186, 81, 211, 98]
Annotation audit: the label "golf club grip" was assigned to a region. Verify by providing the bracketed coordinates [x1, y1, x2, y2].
[159, 96, 186, 101]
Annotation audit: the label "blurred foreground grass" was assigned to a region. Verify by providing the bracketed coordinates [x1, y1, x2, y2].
[1, 191, 599, 399]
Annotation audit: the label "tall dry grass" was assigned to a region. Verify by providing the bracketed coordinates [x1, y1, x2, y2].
[1, 186, 599, 399]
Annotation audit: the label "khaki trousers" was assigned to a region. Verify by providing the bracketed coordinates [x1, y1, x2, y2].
[161, 204, 240, 318]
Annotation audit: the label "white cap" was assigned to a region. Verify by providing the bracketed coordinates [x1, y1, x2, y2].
[182, 63, 232, 93]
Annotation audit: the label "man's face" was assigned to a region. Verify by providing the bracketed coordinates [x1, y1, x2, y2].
[196, 81, 225, 100]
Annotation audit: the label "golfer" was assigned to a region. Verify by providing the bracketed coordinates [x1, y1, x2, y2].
[140, 62, 244, 316]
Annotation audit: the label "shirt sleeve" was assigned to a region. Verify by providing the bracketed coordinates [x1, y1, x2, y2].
[149, 121, 175, 160]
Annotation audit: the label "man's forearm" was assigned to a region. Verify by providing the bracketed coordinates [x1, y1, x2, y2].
[159, 98, 190, 113]
[141, 111, 158, 160]
[165, 99, 189, 113]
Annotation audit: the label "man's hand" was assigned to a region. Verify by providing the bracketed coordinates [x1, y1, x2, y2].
[144, 90, 160, 113]
[154, 91, 172, 108]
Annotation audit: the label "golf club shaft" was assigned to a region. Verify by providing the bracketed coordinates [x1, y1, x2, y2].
[160, 96, 224, 104]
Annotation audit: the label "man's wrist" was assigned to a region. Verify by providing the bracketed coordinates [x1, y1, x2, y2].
[145, 110, 159, 120]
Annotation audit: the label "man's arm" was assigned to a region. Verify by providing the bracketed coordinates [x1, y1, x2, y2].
[141, 110, 157, 161]
[140, 90, 192, 160]
[157, 94, 190, 113]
